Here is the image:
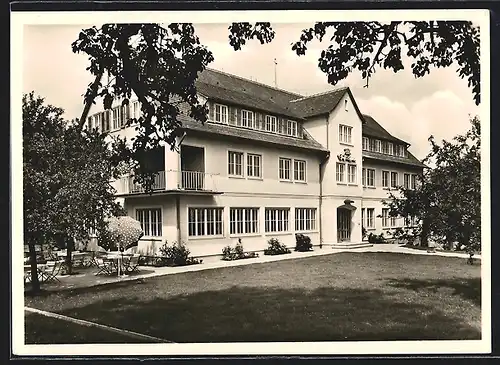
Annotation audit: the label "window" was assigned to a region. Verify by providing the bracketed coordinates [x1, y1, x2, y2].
[336, 163, 346, 183]
[369, 139, 376, 152]
[293, 159, 306, 182]
[411, 174, 417, 190]
[136, 208, 162, 237]
[228, 151, 244, 177]
[344, 99, 348, 111]
[388, 142, 394, 155]
[295, 208, 317, 231]
[265, 115, 277, 132]
[347, 164, 356, 184]
[214, 104, 228, 124]
[287, 120, 298, 137]
[404, 173, 411, 189]
[382, 141, 388, 154]
[366, 208, 375, 228]
[339, 124, 352, 144]
[93, 113, 101, 132]
[188, 207, 224, 237]
[241, 110, 254, 128]
[102, 111, 110, 132]
[400, 146, 406, 157]
[230, 208, 259, 235]
[390, 215, 397, 227]
[362, 168, 375, 187]
[382, 170, 390, 188]
[362, 137, 369, 151]
[279, 158, 291, 180]
[247, 153, 262, 178]
[390, 172, 398, 188]
[382, 208, 390, 228]
[112, 107, 121, 130]
[132, 101, 140, 120]
[375, 140, 382, 153]
[265, 208, 290, 233]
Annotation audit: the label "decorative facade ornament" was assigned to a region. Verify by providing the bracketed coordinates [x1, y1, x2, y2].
[337, 148, 356, 163]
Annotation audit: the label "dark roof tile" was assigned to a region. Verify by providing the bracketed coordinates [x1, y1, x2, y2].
[289, 88, 348, 118]
[362, 150, 426, 168]
[362, 114, 408, 145]
[178, 115, 327, 153]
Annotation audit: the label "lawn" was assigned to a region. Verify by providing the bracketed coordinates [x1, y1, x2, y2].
[24, 252, 481, 343]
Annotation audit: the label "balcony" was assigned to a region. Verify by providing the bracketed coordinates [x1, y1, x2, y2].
[115, 170, 219, 196]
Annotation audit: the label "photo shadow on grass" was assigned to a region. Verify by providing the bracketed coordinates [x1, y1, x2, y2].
[385, 277, 481, 306]
[32, 285, 481, 344]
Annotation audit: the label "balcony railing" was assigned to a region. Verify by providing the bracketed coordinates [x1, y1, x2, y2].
[129, 171, 166, 193]
[114, 170, 218, 194]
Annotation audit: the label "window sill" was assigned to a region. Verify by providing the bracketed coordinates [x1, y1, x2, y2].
[295, 230, 319, 235]
[188, 235, 225, 241]
[347, 183, 358, 187]
[264, 231, 293, 237]
[336, 182, 347, 185]
[229, 233, 262, 238]
[279, 179, 293, 183]
[228, 175, 245, 179]
[294, 180, 307, 184]
[339, 142, 354, 147]
[363, 186, 376, 189]
[366, 228, 376, 231]
[247, 177, 263, 181]
[139, 236, 163, 241]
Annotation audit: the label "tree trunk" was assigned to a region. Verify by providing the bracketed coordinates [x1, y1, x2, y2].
[420, 218, 429, 248]
[28, 240, 40, 294]
[65, 237, 74, 275]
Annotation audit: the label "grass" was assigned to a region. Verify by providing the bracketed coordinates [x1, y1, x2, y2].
[25, 312, 151, 344]
[25, 252, 481, 343]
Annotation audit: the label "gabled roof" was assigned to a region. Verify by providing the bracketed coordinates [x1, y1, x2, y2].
[196, 68, 304, 119]
[289, 87, 349, 118]
[362, 114, 408, 145]
[177, 115, 327, 154]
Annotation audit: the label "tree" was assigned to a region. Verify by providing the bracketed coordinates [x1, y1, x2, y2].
[384, 116, 481, 255]
[71, 21, 480, 189]
[23, 92, 123, 292]
[232, 21, 480, 105]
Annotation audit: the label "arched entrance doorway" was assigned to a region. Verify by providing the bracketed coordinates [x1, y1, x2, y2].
[337, 200, 357, 242]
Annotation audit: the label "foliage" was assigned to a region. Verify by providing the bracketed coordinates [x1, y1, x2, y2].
[23, 92, 123, 289]
[221, 239, 259, 261]
[229, 21, 480, 105]
[294, 234, 313, 252]
[367, 232, 387, 244]
[157, 241, 201, 267]
[384, 116, 481, 255]
[264, 238, 291, 256]
[71, 23, 214, 191]
[362, 226, 367, 240]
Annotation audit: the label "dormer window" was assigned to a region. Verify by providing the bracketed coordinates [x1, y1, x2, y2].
[287, 120, 298, 137]
[388, 142, 394, 155]
[241, 110, 254, 128]
[362, 137, 369, 151]
[375, 139, 382, 153]
[265, 115, 277, 133]
[214, 104, 228, 124]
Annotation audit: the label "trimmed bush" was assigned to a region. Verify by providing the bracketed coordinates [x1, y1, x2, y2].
[264, 238, 291, 256]
[221, 239, 259, 261]
[157, 241, 202, 267]
[294, 234, 313, 252]
[368, 232, 386, 244]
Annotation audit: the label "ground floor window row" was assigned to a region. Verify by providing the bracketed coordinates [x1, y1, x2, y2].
[362, 208, 419, 229]
[134, 207, 318, 238]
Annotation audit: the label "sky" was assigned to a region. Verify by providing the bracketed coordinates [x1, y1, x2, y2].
[22, 23, 480, 160]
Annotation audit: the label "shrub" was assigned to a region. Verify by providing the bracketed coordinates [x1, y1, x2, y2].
[157, 241, 202, 267]
[221, 239, 259, 261]
[294, 234, 313, 252]
[368, 232, 386, 244]
[264, 238, 291, 256]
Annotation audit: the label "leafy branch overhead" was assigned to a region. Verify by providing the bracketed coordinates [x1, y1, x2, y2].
[72, 23, 214, 187]
[229, 21, 480, 105]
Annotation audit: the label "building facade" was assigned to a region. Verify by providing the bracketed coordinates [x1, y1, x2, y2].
[86, 68, 425, 258]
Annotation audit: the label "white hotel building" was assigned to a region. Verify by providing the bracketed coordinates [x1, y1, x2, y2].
[86, 68, 425, 258]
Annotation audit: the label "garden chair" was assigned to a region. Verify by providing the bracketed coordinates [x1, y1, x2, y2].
[24, 266, 32, 283]
[40, 261, 64, 283]
[95, 258, 116, 276]
[123, 255, 141, 274]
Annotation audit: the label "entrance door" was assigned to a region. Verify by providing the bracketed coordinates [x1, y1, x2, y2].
[337, 208, 351, 242]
